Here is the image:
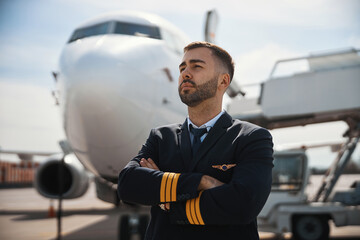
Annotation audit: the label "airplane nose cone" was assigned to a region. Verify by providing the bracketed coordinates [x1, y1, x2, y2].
[59, 36, 181, 175]
[60, 39, 164, 174]
[65, 65, 155, 148]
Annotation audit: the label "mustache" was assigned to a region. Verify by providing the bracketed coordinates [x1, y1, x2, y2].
[180, 79, 196, 87]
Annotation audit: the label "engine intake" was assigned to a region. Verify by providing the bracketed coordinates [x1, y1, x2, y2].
[34, 153, 90, 199]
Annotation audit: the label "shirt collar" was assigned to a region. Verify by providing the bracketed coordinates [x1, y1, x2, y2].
[187, 110, 225, 131]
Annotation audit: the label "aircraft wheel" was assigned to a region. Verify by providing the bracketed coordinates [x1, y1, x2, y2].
[292, 215, 329, 240]
[118, 215, 131, 240]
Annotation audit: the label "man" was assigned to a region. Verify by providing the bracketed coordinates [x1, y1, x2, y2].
[118, 41, 274, 240]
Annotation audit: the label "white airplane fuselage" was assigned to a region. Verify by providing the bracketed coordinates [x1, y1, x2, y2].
[57, 11, 189, 180]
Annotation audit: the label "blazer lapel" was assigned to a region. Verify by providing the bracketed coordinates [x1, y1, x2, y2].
[178, 119, 193, 172]
[189, 112, 233, 172]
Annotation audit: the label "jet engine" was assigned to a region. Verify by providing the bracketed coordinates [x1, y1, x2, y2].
[34, 153, 90, 199]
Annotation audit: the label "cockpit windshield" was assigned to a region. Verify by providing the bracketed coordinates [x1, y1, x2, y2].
[68, 21, 161, 43]
[114, 22, 161, 39]
[68, 22, 111, 43]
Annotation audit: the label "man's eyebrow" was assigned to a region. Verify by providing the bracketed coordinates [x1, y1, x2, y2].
[179, 59, 206, 68]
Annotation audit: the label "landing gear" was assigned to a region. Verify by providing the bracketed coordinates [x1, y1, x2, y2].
[119, 215, 130, 240]
[292, 215, 329, 240]
[118, 214, 149, 240]
[139, 215, 149, 239]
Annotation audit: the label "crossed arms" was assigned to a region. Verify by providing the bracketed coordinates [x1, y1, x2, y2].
[117, 127, 274, 225]
[140, 158, 224, 191]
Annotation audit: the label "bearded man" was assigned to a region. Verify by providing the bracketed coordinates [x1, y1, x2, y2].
[118, 41, 274, 240]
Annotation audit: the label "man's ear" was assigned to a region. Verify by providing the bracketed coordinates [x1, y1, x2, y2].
[219, 73, 230, 90]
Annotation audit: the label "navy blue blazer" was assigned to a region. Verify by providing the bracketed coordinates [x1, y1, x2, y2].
[118, 112, 274, 240]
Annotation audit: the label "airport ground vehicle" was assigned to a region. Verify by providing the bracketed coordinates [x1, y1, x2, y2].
[258, 149, 360, 240]
[228, 48, 360, 240]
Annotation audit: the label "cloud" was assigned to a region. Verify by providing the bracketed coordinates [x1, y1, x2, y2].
[60, 0, 359, 29]
[0, 40, 60, 72]
[0, 37, 62, 87]
[0, 81, 65, 152]
[222, 0, 359, 28]
[348, 36, 360, 49]
[234, 43, 302, 85]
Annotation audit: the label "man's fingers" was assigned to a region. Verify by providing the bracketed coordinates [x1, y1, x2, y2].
[147, 158, 155, 164]
[140, 158, 159, 170]
[159, 203, 170, 211]
[198, 175, 224, 191]
[147, 158, 159, 170]
[140, 158, 152, 168]
[140, 158, 147, 167]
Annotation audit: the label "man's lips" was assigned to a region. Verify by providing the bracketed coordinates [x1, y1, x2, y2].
[181, 83, 194, 89]
[180, 80, 196, 90]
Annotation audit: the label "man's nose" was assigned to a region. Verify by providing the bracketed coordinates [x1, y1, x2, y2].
[180, 68, 192, 80]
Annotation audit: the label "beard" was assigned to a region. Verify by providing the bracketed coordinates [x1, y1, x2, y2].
[178, 75, 218, 107]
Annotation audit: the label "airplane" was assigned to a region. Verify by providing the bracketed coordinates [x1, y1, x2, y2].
[34, 9, 246, 203]
[4, 10, 242, 239]
[2, 9, 359, 240]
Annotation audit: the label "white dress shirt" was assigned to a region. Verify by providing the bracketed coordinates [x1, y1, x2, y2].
[187, 110, 225, 144]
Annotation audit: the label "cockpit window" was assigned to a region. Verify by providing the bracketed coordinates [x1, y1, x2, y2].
[114, 21, 161, 40]
[68, 22, 111, 43]
[68, 21, 161, 43]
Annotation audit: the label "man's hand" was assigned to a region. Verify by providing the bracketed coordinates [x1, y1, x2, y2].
[198, 175, 224, 191]
[140, 158, 159, 170]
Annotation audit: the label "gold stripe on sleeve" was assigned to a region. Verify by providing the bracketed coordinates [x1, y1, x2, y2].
[160, 172, 169, 203]
[190, 199, 199, 225]
[186, 199, 195, 224]
[165, 173, 175, 202]
[171, 173, 180, 202]
[195, 191, 205, 225]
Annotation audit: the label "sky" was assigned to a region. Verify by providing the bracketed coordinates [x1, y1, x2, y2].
[0, 0, 359, 167]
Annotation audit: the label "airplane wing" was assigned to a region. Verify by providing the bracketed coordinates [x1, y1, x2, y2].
[0, 148, 60, 161]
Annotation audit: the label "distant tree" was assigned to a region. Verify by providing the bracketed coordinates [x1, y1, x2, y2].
[344, 159, 360, 174]
[310, 159, 360, 175]
[310, 167, 326, 175]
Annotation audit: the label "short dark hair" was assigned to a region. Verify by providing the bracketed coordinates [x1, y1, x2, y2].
[184, 41, 234, 81]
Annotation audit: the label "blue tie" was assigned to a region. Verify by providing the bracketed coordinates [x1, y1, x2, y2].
[190, 125, 207, 158]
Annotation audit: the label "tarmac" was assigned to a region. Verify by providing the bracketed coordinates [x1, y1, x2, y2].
[0, 180, 359, 240]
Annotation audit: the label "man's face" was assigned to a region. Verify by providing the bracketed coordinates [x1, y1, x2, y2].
[178, 47, 220, 107]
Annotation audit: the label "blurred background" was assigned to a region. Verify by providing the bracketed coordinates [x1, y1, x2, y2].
[0, 1, 359, 239]
[0, 0, 359, 170]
